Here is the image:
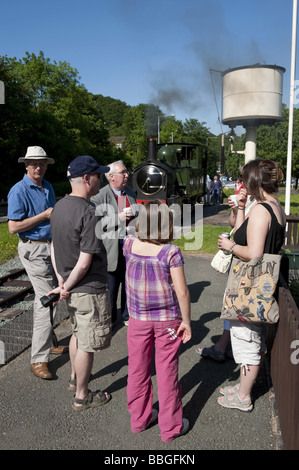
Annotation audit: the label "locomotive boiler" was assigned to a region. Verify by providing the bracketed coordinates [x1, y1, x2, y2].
[132, 137, 207, 206]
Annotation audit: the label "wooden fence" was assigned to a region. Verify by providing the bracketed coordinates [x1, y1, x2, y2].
[270, 279, 299, 450]
[269, 215, 299, 450]
[284, 214, 299, 249]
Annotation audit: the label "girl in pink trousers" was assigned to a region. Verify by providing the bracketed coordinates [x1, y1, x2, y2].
[123, 200, 191, 442]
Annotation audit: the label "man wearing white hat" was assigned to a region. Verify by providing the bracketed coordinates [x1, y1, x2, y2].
[7, 146, 68, 380]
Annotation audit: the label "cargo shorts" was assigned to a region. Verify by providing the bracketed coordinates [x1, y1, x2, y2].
[230, 321, 267, 366]
[66, 290, 112, 352]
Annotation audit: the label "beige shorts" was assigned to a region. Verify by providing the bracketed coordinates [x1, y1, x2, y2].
[66, 290, 112, 352]
[230, 321, 267, 366]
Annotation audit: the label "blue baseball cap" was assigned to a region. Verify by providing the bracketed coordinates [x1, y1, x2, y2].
[67, 155, 110, 179]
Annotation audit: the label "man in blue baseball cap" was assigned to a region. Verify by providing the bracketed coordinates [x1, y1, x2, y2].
[66, 155, 110, 179]
[47, 155, 112, 411]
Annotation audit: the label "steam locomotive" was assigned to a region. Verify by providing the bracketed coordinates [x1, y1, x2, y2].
[132, 137, 207, 206]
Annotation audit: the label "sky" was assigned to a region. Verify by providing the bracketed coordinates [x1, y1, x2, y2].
[0, 0, 298, 135]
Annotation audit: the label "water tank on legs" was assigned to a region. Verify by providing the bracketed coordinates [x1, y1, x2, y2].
[222, 64, 285, 162]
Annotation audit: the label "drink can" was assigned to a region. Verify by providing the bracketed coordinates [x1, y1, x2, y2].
[221, 232, 230, 239]
[221, 232, 230, 254]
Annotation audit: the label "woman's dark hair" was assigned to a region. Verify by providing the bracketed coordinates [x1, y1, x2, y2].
[135, 199, 174, 244]
[240, 158, 283, 201]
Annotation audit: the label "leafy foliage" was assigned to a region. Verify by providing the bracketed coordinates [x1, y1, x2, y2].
[1, 51, 298, 199]
[0, 52, 115, 197]
[223, 104, 299, 181]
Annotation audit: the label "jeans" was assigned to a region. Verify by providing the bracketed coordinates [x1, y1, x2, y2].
[204, 192, 210, 204]
[212, 189, 221, 204]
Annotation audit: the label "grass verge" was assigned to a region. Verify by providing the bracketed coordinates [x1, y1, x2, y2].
[0, 223, 19, 264]
[1, 191, 298, 264]
[174, 225, 231, 255]
[0, 221, 230, 265]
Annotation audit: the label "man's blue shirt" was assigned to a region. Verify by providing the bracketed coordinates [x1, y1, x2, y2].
[7, 174, 56, 240]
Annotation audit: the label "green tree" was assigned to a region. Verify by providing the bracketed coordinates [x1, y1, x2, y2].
[206, 134, 224, 177]
[257, 104, 299, 181]
[92, 94, 129, 136]
[223, 104, 299, 181]
[0, 56, 34, 197]
[122, 104, 147, 168]
[160, 117, 184, 143]
[0, 52, 111, 196]
[182, 118, 210, 144]
[224, 133, 246, 178]
[12, 51, 82, 107]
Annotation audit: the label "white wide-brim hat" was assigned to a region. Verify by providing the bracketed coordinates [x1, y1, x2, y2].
[18, 146, 55, 164]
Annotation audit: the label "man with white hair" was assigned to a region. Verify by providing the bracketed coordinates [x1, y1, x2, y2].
[7, 146, 67, 380]
[91, 160, 138, 327]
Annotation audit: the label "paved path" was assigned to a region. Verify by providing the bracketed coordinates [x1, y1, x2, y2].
[0, 251, 280, 453]
[202, 203, 231, 226]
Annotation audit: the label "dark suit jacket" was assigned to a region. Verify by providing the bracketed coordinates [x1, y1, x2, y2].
[91, 184, 138, 271]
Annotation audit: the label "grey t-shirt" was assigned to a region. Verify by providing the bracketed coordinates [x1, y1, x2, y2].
[50, 194, 108, 293]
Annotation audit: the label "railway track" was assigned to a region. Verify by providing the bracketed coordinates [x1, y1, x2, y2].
[0, 263, 69, 365]
[0, 268, 34, 320]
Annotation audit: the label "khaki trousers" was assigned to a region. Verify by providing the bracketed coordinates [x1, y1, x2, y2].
[18, 240, 57, 363]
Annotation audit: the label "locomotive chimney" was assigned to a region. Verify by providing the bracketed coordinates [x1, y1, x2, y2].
[147, 137, 158, 162]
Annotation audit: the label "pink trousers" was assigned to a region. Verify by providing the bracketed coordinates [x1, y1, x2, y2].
[127, 316, 183, 442]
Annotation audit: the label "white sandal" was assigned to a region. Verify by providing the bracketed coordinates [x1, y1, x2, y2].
[219, 384, 239, 396]
[217, 390, 253, 412]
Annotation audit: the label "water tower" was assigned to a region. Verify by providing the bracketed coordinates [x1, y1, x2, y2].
[222, 64, 285, 162]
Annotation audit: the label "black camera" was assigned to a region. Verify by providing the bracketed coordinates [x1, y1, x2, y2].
[40, 293, 60, 308]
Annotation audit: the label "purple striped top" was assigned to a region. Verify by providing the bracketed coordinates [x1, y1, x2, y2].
[123, 235, 184, 321]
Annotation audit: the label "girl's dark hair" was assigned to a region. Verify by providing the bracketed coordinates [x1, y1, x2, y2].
[135, 199, 174, 244]
[240, 158, 283, 200]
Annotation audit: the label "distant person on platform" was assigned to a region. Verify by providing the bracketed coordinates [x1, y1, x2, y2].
[210, 175, 222, 204]
[91, 161, 138, 327]
[7, 146, 68, 381]
[204, 174, 211, 205]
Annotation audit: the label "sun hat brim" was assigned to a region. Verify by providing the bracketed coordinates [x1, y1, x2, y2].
[18, 156, 55, 164]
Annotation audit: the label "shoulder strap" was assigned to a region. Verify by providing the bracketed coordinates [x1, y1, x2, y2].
[257, 203, 283, 254]
[257, 202, 276, 218]
[258, 202, 284, 227]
